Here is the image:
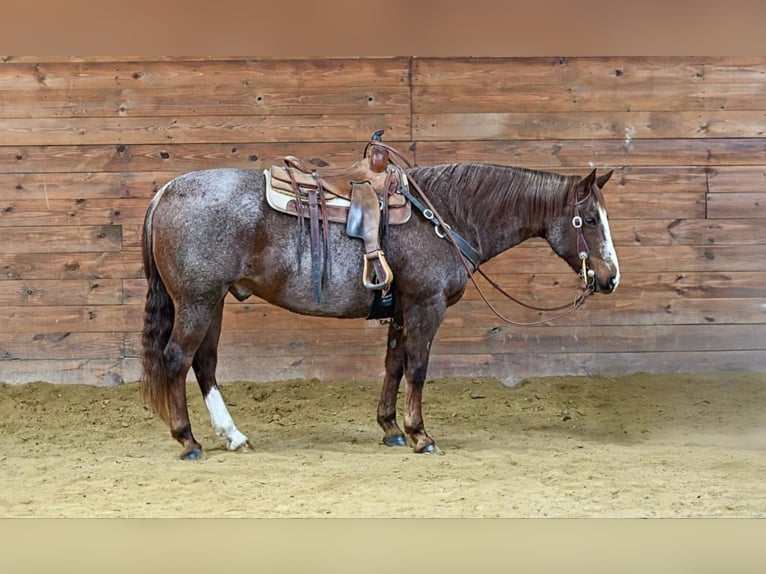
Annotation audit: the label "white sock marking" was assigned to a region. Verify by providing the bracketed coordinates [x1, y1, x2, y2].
[204, 387, 250, 451]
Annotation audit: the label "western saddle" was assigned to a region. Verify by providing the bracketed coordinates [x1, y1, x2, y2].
[266, 131, 411, 308]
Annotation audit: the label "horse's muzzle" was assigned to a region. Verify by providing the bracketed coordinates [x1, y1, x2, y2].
[595, 274, 619, 294]
[586, 268, 619, 294]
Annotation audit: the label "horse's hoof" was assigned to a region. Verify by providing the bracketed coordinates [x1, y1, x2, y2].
[181, 447, 203, 461]
[383, 435, 407, 447]
[235, 441, 254, 453]
[415, 443, 444, 455]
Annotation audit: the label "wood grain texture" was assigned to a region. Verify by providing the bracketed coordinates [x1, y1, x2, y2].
[0, 57, 763, 385]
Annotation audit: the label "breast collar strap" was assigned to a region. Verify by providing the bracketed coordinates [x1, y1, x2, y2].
[397, 182, 482, 271]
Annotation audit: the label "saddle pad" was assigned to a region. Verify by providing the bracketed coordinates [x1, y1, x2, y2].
[264, 169, 411, 225]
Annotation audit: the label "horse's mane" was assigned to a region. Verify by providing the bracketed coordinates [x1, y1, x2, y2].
[410, 163, 581, 233]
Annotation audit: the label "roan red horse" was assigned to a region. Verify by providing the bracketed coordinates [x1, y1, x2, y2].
[140, 136, 620, 459]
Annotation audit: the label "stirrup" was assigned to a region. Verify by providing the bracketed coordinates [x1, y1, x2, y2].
[363, 250, 393, 291]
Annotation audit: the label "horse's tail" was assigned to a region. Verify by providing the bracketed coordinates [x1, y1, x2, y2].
[139, 189, 174, 424]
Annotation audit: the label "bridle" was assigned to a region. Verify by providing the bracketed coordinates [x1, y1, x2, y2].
[472, 196, 596, 326]
[364, 140, 596, 327]
[573, 193, 598, 292]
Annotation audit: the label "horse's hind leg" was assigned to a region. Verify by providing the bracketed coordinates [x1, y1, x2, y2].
[377, 314, 407, 447]
[192, 298, 252, 453]
[164, 303, 219, 460]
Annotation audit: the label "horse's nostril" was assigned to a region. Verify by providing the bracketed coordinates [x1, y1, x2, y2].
[608, 276, 618, 290]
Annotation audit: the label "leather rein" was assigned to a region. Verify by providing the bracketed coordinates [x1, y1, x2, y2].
[365, 140, 595, 327]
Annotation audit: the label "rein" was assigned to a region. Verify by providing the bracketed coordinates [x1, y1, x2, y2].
[365, 140, 594, 326]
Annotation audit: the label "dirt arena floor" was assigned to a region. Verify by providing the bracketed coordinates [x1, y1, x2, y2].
[0, 371, 764, 518]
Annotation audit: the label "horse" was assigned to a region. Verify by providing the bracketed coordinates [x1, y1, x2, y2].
[140, 153, 620, 460]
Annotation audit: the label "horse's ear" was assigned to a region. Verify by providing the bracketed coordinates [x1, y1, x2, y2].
[596, 170, 614, 188]
[581, 169, 597, 188]
[578, 169, 597, 199]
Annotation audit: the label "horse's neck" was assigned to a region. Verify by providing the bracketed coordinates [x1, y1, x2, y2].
[427, 166, 567, 263]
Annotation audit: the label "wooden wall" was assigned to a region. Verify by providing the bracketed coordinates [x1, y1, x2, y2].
[0, 57, 763, 386]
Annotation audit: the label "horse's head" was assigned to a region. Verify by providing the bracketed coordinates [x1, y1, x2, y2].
[548, 169, 620, 294]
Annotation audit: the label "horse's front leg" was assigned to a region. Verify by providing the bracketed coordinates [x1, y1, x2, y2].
[402, 298, 446, 454]
[377, 314, 407, 447]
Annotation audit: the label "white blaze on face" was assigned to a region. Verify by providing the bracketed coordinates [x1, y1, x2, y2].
[204, 386, 250, 451]
[598, 203, 620, 289]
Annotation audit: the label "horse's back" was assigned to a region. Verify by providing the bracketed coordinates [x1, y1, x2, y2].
[156, 168, 265, 217]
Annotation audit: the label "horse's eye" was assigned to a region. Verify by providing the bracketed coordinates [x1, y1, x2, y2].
[584, 217, 598, 227]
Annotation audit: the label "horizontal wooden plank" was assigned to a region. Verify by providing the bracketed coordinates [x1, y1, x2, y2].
[0, 252, 140, 280]
[221, 296, 765, 330]
[123, 290, 766, 330]
[0, 171, 168, 200]
[1, 57, 236, 63]
[0, 332, 125, 360]
[113, 323, 766, 359]
[495, 244, 766, 273]
[17, 220, 765, 257]
[0, 305, 139, 334]
[605, 194, 704, 219]
[440, 298, 766, 328]
[0, 114, 411, 145]
[424, 350, 766, 386]
[414, 111, 766, 141]
[0, 59, 411, 91]
[0, 279, 123, 306]
[707, 193, 766, 218]
[0, 351, 766, 390]
[131, 294, 766, 333]
[0, 198, 709, 229]
[0, 203, 755, 246]
[0, 198, 147, 227]
[414, 139, 766, 168]
[0, 138, 750, 176]
[223, 297, 766, 330]
[122, 270, 766, 309]
[412, 57, 766, 86]
[412, 82, 766, 113]
[707, 166, 766, 193]
[618, 219, 766, 246]
[0, 226, 121, 253]
[121, 268, 766, 314]
[602, 166, 708, 194]
[0, 142, 415, 174]
[0, 86, 410, 118]
[432, 324, 766, 355]
[469, 271, 766, 301]
[0, 167, 707, 201]
[0, 358, 132, 386]
[3, 349, 765, 386]
[412, 58, 766, 115]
